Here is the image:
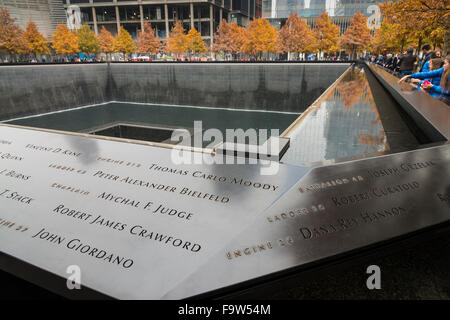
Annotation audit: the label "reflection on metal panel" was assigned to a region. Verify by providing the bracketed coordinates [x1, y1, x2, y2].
[282, 66, 389, 165]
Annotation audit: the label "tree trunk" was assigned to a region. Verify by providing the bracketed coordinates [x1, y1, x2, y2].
[443, 31, 449, 57]
[417, 37, 422, 56]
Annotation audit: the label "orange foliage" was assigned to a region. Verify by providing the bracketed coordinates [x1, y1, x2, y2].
[24, 20, 49, 55]
[381, 0, 449, 54]
[137, 22, 160, 54]
[241, 18, 278, 56]
[98, 26, 115, 54]
[0, 8, 29, 56]
[313, 11, 340, 54]
[213, 19, 245, 54]
[277, 13, 315, 56]
[52, 24, 79, 56]
[114, 26, 136, 55]
[340, 12, 371, 59]
[166, 21, 188, 55]
[187, 28, 206, 54]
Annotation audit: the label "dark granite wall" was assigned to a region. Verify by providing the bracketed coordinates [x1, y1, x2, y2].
[0, 64, 108, 120]
[109, 63, 349, 113]
[0, 63, 349, 120]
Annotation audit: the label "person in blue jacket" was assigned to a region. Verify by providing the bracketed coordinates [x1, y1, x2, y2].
[421, 49, 442, 73]
[399, 55, 450, 100]
[407, 58, 443, 91]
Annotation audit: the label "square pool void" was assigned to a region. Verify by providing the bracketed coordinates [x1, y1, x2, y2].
[5, 102, 299, 148]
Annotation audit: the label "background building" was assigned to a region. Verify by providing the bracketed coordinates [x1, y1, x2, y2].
[0, 0, 66, 37]
[230, 0, 262, 26]
[263, 0, 386, 33]
[64, 0, 261, 47]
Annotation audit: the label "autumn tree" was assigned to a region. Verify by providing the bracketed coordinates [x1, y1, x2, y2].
[187, 28, 206, 55]
[213, 19, 245, 57]
[24, 20, 49, 57]
[0, 8, 29, 60]
[313, 11, 340, 57]
[77, 24, 100, 54]
[380, 0, 449, 55]
[379, 2, 424, 53]
[166, 21, 188, 56]
[114, 26, 136, 56]
[213, 19, 232, 54]
[340, 12, 371, 59]
[52, 24, 79, 57]
[370, 20, 414, 53]
[241, 18, 278, 57]
[136, 22, 160, 54]
[277, 13, 315, 60]
[98, 26, 115, 59]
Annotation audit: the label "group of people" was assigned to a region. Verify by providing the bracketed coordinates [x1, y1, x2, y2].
[372, 44, 449, 102]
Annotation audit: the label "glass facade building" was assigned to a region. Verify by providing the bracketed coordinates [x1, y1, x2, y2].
[263, 0, 387, 33]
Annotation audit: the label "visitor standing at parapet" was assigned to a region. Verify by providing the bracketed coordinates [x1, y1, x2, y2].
[398, 48, 417, 77]
[421, 49, 442, 73]
[419, 44, 433, 72]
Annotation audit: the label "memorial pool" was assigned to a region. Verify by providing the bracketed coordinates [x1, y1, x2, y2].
[3, 65, 421, 165]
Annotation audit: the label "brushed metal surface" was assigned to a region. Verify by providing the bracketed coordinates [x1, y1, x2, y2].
[163, 144, 450, 299]
[0, 125, 310, 299]
[0, 125, 449, 299]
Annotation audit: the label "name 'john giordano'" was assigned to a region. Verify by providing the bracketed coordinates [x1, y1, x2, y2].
[31, 228, 134, 269]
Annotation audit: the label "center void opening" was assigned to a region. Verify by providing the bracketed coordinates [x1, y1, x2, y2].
[87, 122, 178, 144]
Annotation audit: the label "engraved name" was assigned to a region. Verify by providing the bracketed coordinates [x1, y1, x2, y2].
[331, 181, 420, 207]
[367, 161, 437, 178]
[31, 228, 134, 269]
[96, 193, 195, 220]
[149, 164, 279, 191]
[0, 189, 34, 204]
[300, 206, 407, 240]
[0, 152, 23, 161]
[0, 169, 30, 180]
[25, 144, 81, 157]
